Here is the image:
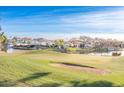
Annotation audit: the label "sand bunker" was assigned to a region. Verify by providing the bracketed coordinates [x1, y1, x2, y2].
[51, 62, 111, 75]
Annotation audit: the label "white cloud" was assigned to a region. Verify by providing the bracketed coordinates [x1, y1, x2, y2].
[60, 7, 124, 34]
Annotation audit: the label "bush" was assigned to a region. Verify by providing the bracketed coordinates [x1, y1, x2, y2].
[66, 48, 77, 54]
[112, 52, 121, 56]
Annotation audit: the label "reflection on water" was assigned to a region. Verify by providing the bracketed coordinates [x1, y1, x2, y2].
[89, 50, 124, 56]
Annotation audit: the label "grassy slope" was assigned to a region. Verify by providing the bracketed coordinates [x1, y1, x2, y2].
[0, 50, 124, 87]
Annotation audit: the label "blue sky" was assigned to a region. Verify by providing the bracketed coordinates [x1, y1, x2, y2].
[1, 6, 124, 40]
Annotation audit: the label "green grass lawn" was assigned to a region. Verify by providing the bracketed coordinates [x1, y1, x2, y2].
[0, 50, 124, 87]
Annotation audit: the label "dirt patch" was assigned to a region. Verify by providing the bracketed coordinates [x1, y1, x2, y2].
[51, 62, 111, 75]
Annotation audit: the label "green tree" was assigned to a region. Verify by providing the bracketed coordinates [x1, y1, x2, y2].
[55, 39, 64, 49]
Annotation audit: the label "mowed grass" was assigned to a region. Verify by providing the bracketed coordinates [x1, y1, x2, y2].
[0, 50, 124, 87]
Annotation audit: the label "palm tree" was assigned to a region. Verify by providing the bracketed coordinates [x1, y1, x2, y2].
[0, 26, 7, 51]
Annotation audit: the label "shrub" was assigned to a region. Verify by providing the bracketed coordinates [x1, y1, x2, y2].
[66, 47, 77, 54]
